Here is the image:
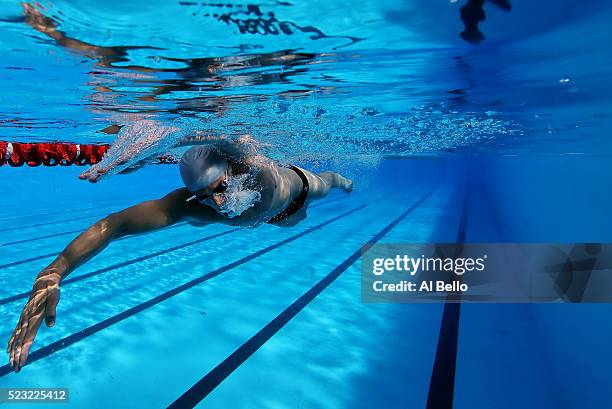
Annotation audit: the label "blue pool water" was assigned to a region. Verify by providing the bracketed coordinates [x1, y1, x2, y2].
[1, 0, 612, 408]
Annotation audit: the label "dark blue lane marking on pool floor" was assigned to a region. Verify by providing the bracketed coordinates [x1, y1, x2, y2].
[0, 253, 59, 271]
[1, 228, 89, 248]
[0, 200, 98, 216]
[0, 222, 193, 266]
[425, 190, 468, 409]
[0, 197, 118, 214]
[1, 224, 184, 248]
[166, 189, 435, 408]
[0, 223, 189, 268]
[0, 203, 368, 377]
[0, 194, 156, 218]
[0, 228, 238, 307]
[0, 203, 119, 223]
[0, 193, 186, 231]
[0, 213, 111, 233]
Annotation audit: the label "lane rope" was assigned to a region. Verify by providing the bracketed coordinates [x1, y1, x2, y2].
[0, 141, 178, 167]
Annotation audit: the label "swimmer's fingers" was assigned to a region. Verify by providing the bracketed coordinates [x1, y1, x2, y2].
[80, 167, 101, 183]
[7, 273, 58, 371]
[9, 293, 47, 372]
[88, 163, 116, 182]
[7, 309, 30, 371]
[80, 155, 135, 182]
[79, 161, 103, 181]
[10, 311, 44, 372]
[78, 163, 111, 183]
[79, 169, 92, 180]
[22, 2, 56, 32]
[97, 164, 114, 175]
[78, 149, 118, 180]
[13, 303, 36, 350]
[44, 285, 60, 327]
[7, 307, 28, 353]
[10, 317, 28, 370]
[16, 336, 37, 372]
[94, 154, 153, 179]
[22, 3, 39, 18]
[7, 314, 23, 354]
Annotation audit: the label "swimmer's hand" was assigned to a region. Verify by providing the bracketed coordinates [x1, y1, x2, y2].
[7, 271, 60, 372]
[22, 3, 57, 34]
[80, 120, 179, 183]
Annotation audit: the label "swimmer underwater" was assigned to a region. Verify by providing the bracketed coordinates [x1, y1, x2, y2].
[6, 131, 353, 372]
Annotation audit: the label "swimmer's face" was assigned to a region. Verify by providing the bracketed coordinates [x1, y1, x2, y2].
[190, 175, 229, 209]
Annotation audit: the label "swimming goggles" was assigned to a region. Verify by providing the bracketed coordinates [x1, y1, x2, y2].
[186, 179, 229, 202]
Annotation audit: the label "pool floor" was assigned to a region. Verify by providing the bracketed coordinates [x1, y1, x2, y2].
[1, 168, 610, 409]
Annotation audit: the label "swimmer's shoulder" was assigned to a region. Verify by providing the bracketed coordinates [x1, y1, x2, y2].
[255, 161, 291, 210]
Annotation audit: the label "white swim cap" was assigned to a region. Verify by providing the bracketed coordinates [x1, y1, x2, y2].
[179, 146, 229, 193]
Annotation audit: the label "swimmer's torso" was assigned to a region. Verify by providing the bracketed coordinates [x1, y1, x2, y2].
[181, 160, 311, 227]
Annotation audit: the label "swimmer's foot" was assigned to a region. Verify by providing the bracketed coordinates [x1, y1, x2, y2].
[320, 171, 354, 193]
[338, 175, 354, 193]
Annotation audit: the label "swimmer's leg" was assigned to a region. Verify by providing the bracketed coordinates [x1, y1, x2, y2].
[308, 171, 354, 200]
[319, 171, 354, 193]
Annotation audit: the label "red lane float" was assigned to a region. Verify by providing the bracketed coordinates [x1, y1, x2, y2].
[0, 141, 178, 167]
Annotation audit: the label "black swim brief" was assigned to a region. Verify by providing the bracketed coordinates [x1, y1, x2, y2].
[267, 165, 309, 224]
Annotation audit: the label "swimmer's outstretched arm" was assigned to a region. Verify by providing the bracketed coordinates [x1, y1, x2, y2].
[6, 188, 211, 372]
